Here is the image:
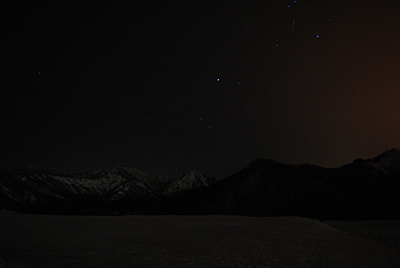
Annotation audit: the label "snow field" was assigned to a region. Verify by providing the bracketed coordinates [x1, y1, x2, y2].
[0, 213, 399, 267]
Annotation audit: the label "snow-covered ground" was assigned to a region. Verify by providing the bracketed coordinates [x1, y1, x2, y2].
[0, 213, 399, 267]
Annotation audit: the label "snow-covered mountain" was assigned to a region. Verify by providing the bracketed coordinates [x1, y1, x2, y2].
[0, 167, 217, 214]
[364, 148, 400, 175]
[1, 149, 400, 219]
[163, 171, 217, 195]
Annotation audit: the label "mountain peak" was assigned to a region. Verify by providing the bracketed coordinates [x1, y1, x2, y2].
[368, 148, 400, 174]
[372, 148, 400, 161]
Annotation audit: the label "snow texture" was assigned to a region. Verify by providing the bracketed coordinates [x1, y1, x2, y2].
[368, 149, 400, 175]
[0, 213, 399, 268]
[0, 167, 217, 210]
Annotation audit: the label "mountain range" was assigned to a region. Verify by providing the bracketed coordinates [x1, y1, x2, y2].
[0, 167, 217, 215]
[1, 149, 400, 219]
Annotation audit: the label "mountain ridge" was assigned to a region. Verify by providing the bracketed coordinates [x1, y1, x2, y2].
[145, 149, 400, 219]
[1, 149, 400, 219]
[0, 167, 218, 214]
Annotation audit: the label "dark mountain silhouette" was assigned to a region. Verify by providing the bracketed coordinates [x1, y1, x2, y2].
[143, 149, 400, 219]
[1, 149, 400, 219]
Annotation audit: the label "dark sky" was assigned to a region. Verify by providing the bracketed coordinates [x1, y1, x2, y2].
[1, 1, 400, 178]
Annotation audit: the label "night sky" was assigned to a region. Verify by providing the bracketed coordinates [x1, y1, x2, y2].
[2, 1, 400, 178]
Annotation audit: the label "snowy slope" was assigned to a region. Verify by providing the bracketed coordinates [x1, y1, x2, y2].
[1, 214, 399, 268]
[367, 148, 400, 175]
[0, 167, 218, 213]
